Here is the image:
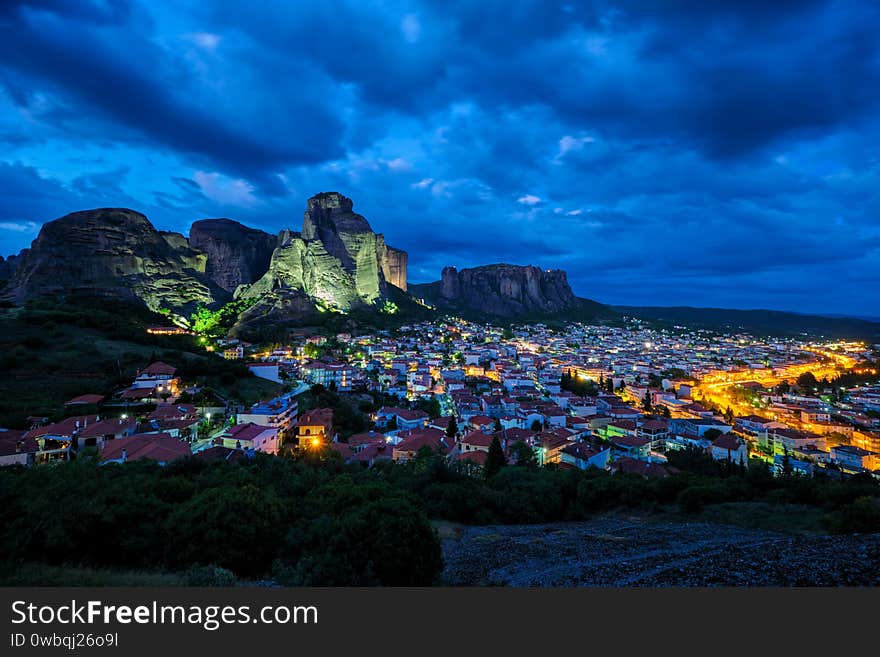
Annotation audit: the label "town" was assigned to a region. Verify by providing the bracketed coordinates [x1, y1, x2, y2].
[2, 316, 878, 482]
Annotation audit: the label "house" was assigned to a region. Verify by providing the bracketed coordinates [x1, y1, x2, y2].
[247, 362, 282, 383]
[710, 433, 749, 467]
[610, 434, 650, 459]
[536, 429, 572, 465]
[375, 407, 430, 431]
[830, 445, 879, 473]
[100, 433, 191, 465]
[0, 430, 39, 467]
[296, 408, 335, 448]
[347, 431, 387, 452]
[24, 415, 98, 462]
[237, 392, 298, 430]
[670, 417, 732, 437]
[64, 394, 105, 407]
[769, 428, 825, 455]
[467, 415, 496, 433]
[459, 430, 494, 455]
[194, 445, 252, 463]
[456, 449, 489, 468]
[221, 422, 279, 454]
[611, 456, 675, 478]
[77, 417, 137, 449]
[224, 345, 244, 360]
[302, 361, 362, 391]
[638, 419, 669, 450]
[392, 428, 452, 461]
[428, 416, 456, 434]
[131, 361, 179, 397]
[595, 420, 637, 441]
[560, 442, 611, 471]
[328, 440, 393, 466]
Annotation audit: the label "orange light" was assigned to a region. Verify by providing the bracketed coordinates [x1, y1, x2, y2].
[311, 437, 321, 448]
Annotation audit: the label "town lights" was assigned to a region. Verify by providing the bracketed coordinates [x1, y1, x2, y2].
[311, 437, 321, 448]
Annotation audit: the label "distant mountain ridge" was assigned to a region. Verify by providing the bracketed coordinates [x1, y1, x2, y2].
[0, 195, 876, 338]
[614, 305, 880, 338]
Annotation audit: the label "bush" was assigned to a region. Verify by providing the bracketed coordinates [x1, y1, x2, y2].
[183, 564, 237, 587]
[823, 497, 880, 534]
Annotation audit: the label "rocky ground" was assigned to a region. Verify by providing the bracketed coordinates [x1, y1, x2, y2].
[440, 514, 880, 586]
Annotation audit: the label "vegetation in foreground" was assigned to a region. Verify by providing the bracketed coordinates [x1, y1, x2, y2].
[2, 445, 879, 586]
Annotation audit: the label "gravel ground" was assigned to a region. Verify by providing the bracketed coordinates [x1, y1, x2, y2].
[441, 515, 880, 586]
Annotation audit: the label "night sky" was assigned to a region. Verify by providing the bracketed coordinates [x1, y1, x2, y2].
[1, 1, 878, 314]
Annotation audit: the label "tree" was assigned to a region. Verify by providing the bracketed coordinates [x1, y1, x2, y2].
[445, 416, 458, 439]
[530, 419, 543, 432]
[509, 441, 538, 469]
[484, 436, 507, 478]
[797, 371, 818, 392]
[642, 390, 652, 412]
[494, 418, 503, 433]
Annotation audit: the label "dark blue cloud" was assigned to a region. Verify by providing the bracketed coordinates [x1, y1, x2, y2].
[0, 0, 878, 314]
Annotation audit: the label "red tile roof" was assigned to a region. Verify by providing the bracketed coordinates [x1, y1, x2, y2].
[65, 394, 105, 405]
[100, 433, 190, 463]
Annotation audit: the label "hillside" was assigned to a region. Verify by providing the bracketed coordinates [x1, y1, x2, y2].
[615, 305, 880, 338]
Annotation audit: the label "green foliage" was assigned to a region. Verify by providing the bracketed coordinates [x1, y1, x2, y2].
[509, 441, 538, 469]
[413, 397, 442, 419]
[823, 497, 880, 534]
[560, 371, 599, 397]
[275, 479, 442, 586]
[484, 436, 507, 478]
[182, 564, 237, 587]
[190, 298, 257, 337]
[0, 456, 443, 585]
[797, 371, 819, 391]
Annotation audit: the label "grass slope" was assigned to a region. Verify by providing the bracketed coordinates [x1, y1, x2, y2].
[0, 301, 279, 429]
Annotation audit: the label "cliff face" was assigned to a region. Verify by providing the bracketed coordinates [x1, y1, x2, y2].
[420, 264, 580, 318]
[189, 219, 276, 294]
[0, 251, 25, 281]
[378, 238, 408, 291]
[1, 195, 408, 325]
[2, 208, 219, 311]
[239, 192, 408, 320]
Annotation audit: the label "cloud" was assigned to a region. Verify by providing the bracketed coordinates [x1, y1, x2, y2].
[188, 32, 221, 51]
[193, 171, 259, 207]
[517, 195, 541, 205]
[401, 14, 421, 43]
[0, 0, 878, 313]
[0, 221, 39, 232]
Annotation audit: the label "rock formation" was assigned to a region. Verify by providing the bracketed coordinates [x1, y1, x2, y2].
[189, 219, 276, 294]
[0, 194, 408, 325]
[0, 251, 25, 282]
[378, 238, 408, 291]
[412, 264, 582, 318]
[2, 208, 218, 311]
[239, 192, 408, 320]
